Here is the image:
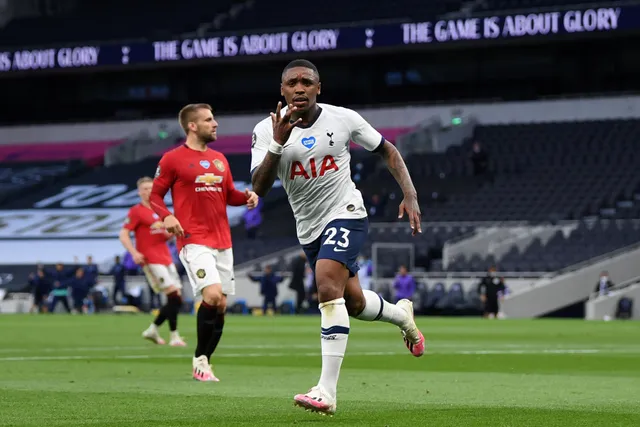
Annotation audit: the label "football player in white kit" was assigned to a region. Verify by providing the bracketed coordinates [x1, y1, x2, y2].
[250, 59, 425, 416]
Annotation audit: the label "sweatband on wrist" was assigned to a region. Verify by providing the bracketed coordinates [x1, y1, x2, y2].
[268, 140, 284, 155]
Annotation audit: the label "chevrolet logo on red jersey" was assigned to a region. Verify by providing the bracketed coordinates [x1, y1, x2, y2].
[195, 173, 223, 185]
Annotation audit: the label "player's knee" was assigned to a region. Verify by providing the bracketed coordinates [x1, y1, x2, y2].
[201, 284, 223, 306]
[345, 294, 365, 317]
[315, 260, 348, 302]
[167, 290, 182, 307]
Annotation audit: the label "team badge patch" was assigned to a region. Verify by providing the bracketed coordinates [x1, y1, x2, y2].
[196, 269, 206, 279]
[200, 160, 211, 169]
[301, 136, 316, 149]
[155, 166, 161, 178]
[214, 159, 225, 172]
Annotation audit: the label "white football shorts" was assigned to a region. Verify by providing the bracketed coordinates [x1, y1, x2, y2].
[142, 263, 182, 294]
[179, 244, 235, 296]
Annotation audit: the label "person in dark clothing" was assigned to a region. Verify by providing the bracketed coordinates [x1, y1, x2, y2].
[29, 267, 50, 313]
[288, 251, 307, 313]
[110, 255, 127, 304]
[70, 268, 93, 314]
[48, 263, 73, 313]
[248, 265, 284, 315]
[477, 266, 506, 318]
[83, 255, 99, 288]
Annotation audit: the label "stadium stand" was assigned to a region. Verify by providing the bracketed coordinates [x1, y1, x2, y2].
[0, 0, 238, 46]
[350, 119, 640, 274]
[0, 141, 122, 165]
[0, 160, 87, 205]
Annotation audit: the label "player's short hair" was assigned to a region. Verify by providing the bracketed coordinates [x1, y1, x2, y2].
[282, 59, 320, 81]
[178, 103, 213, 134]
[137, 176, 153, 187]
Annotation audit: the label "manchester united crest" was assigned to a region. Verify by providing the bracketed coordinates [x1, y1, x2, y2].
[214, 159, 225, 172]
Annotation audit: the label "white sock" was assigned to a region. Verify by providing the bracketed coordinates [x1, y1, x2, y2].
[317, 298, 350, 401]
[148, 323, 158, 333]
[170, 330, 180, 340]
[355, 290, 408, 328]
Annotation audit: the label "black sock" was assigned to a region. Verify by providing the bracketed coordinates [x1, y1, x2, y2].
[166, 292, 182, 332]
[195, 301, 217, 358]
[153, 304, 170, 327]
[206, 312, 225, 359]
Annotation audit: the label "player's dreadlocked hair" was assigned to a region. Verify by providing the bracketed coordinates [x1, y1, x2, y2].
[282, 59, 320, 81]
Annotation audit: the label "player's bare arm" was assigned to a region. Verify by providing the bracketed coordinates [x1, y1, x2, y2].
[118, 228, 145, 264]
[377, 141, 422, 235]
[252, 102, 302, 197]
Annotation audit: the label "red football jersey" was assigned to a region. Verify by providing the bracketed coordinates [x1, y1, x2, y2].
[123, 204, 173, 265]
[150, 144, 247, 251]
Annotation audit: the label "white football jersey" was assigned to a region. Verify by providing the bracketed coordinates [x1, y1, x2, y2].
[251, 103, 384, 245]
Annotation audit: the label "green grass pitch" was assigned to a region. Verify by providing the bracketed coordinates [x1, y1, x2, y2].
[1, 315, 639, 426]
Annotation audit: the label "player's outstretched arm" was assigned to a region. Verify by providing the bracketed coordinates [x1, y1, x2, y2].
[376, 141, 422, 235]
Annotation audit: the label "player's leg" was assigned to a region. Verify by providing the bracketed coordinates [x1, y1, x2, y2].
[141, 265, 169, 345]
[162, 264, 186, 346]
[180, 245, 225, 382]
[344, 275, 425, 357]
[294, 223, 353, 415]
[204, 248, 237, 360]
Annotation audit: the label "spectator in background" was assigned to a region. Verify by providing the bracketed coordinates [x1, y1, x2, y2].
[248, 264, 283, 315]
[393, 265, 416, 303]
[357, 255, 373, 291]
[288, 251, 307, 313]
[84, 255, 99, 287]
[48, 263, 73, 313]
[477, 266, 506, 319]
[29, 266, 50, 313]
[110, 255, 126, 305]
[594, 271, 614, 296]
[469, 141, 489, 177]
[243, 197, 263, 239]
[70, 267, 93, 314]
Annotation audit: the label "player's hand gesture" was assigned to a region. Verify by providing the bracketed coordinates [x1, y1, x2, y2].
[271, 102, 302, 145]
[245, 189, 259, 209]
[164, 214, 184, 237]
[398, 193, 422, 236]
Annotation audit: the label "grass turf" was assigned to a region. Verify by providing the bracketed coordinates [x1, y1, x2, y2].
[0, 315, 639, 426]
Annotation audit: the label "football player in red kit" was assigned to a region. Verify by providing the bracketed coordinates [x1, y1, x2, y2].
[150, 103, 259, 381]
[119, 176, 186, 347]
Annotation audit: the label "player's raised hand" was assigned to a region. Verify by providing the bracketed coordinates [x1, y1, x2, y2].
[163, 214, 184, 237]
[271, 102, 302, 144]
[245, 188, 259, 209]
[398, 194, 422, 236]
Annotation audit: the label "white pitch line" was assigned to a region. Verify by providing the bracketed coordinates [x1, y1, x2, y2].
[0, 351, 400, 362]
[0, 344, 321, 354]
[2, 347, 639, 362]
